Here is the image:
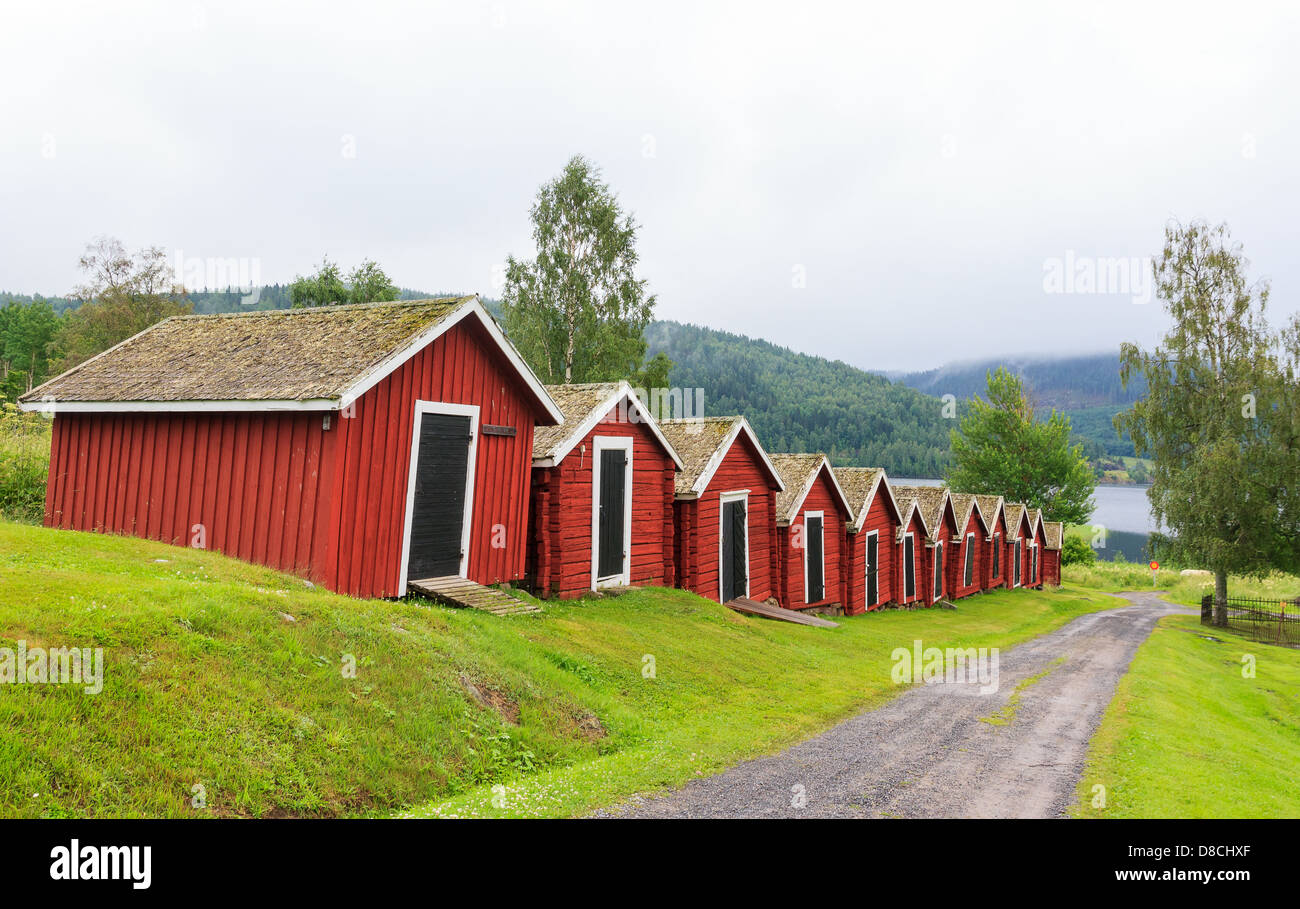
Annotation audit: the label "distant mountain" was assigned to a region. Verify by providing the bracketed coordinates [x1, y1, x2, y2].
[892, 353, 1145, 411]
[645, 320, 953, 477]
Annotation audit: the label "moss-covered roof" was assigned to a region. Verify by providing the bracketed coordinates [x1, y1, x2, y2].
[891, 485, 952, 541]
[948, 492, 985, 534]
[1044, 521, 1064, 550]
[23, 297, 475, 404]
[974, 494, 1005, 531]
[658, 417, 745, 496]
[532, 383, 622, 460]
[769, 453, 848, 524]
[833, 467, 891, 531]
[1004, 503, 1027, 539]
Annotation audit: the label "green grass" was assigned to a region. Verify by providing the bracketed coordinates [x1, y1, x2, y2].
[978, 656, 1065, 727]
[1073, 614, 1300, 818]
[0, 521, 1123, 819]
[1064, 558, 1300, 608]
[0, 405, 50, 524]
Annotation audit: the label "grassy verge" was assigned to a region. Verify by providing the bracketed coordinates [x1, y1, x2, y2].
[1072, 614, 1300, 818]
[1, 521, 1122, 819]
[1064, 558, 1300, 607]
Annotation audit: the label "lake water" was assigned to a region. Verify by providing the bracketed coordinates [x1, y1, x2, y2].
[893, 479, 1159, 560]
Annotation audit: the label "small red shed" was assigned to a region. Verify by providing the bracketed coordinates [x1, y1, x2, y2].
[527, 381, 682, 598]
[834, 467, 901, 614]
[975, 494, 1008, 591]
[1026, 508, 1046, 587]
[658, 416, 784, 604]
[19, 297, 563, 598]
[1003, 503, 1032, 589]
[769, 454, 853, 612]
[890, 485, 959, 605]
[1042, 520, 1063, 586]
[946, 492, 990, 599]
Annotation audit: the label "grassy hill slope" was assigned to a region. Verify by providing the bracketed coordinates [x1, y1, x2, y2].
[1, 522, 1119, 818]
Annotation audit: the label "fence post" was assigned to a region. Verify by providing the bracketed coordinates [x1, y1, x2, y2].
[1201, 594, 1213, 626]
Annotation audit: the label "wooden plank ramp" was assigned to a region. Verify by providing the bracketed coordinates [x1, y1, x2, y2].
[725, 597, 839, 628]
[409, 576, 540, 616]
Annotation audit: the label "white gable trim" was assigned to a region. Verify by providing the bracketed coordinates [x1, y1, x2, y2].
[778, 455, 853, 525]
[540, 381, 683, 469]
[688, 417, 784, 497]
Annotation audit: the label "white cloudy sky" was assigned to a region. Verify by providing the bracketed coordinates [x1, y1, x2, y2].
[2, 0, 1297, 371]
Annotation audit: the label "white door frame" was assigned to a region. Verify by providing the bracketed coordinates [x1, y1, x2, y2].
[963, 531, 976, 587]
[1014, 538, 1022, 587]
[591, 435, 633, 590]
[717, 490, 751, 601]
[863, 529, 880, 608]
[932, 540, 944, 602]
[398, 400, 480, 592]
[803, 510, 825, 604]
[903, 531, 916, 601]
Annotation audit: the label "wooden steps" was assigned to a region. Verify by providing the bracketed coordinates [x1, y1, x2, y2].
[725, 597, 839, 628]
[408, 576, 540, 616]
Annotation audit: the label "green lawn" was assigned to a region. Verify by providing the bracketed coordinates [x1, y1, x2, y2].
[1072, 614, 1300, 818]
[0, 521, 1122, 819]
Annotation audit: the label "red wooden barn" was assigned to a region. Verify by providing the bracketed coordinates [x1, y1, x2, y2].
[1026, 508, 1046, 587]
[1042, 520, 1063, 586]
[834, 467, 901, 614]
[19, 297, 563, 599]
[974, 494, 1008, 591]
[526, 381, 681, 599]
[769, 454, 853, 612]
[890, 485, 959, 605]
[1003, 503, 1032, 589]
[658, 416, 784, 604]
[946, 492, 991, 599]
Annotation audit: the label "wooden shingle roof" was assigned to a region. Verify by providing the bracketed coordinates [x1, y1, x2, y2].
[890, 485, 953, 542]
[948, 492, 988, 535]
[658, 416, 781, 498]
[974, 494, 1006, 532]
[531, 381, 682, 467]
[1044, 521, 1064, 550]
[1004, 503, 1028, 539]
[833, 467, 899, 532]
[769, 453, 851, 525]
[19, 296, 563, 422]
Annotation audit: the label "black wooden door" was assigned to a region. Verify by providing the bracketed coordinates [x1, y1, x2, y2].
[866, 533, 879, 606]
[407, 413, 472, 580]
[596, 448, 627, 579]
[721, 498, 747, 602]
[904, 536, 916, 598]
[805, 514, 824, 602]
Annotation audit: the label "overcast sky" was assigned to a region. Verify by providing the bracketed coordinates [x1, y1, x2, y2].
[2, 0, 1297, 371]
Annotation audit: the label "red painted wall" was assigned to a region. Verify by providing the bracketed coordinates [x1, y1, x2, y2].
[42, 317, 547, 599]
[949, 510, 985, 599]
[982, 514, 1009, 591]
[893, 509, 927, 606]
[673, 434, 778, 603]
[527, 403, 675, 599]
[777, 470, 848, 610]
[1043, 548, 1061, 586]
[843, 492, 898, 615]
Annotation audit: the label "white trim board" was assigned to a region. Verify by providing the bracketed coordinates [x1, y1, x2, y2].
[590, 435, 633, 590]
[539, 381, 684, 469]
[717, 490, 751, 602]
[864, 529, 880, 609]
[802, 509, 825, 605]
[397, 400, 480, 594]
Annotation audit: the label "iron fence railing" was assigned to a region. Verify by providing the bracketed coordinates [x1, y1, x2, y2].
[1202, 595, 1300, 646]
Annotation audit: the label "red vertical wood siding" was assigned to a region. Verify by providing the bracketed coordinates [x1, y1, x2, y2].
[843, 492, 899, 615]
[526, 402, 675, 600]
[894, 509, 928, 606]
[40, 317, 546, 599]
[982, 513, 1009, 591]
[776, 469, 848, 610]
[1043, 549, 1061, 586]
[672, 433, 779, 604]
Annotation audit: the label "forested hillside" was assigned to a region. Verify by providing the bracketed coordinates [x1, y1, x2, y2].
[645, 321, 952, 476]
[894, 353, 1145, 411]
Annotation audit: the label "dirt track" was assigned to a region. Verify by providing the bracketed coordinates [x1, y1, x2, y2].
[608, 592, 1189, 818]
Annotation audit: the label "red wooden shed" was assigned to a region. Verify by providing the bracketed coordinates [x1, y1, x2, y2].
[890, 485, 959, 605]
[527, 381, 681, 599]
[768, 454, 853, 613]
[19, 297, 563, 599]
[1042, 520, 1063, 586]
[1026, 508, 1046, 587]
[974, 494, 1008, 591]
[658, 416, 784, 604]
[1003, 503, 1032, 589]
[834, 467, 901, 614]
[946, 492, 990, 600]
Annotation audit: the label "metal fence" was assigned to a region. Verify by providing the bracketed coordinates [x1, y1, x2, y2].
[1201, 595, 1300, 646]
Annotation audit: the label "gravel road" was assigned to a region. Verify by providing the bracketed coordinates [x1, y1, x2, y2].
[606, 592, 1189, 819]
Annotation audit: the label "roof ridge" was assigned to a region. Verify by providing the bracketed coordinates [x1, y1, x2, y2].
[173, 296, 475, 320]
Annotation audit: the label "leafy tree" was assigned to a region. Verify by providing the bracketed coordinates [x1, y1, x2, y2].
[1117, 220, 1300, 625]
[51, 237, 190, 374]
[289, 259, 348, 307]
[1061, 534, 1096, 567]
[0, 298, 61, 401]
[946, 367, 1095, 524]
[289, 258, 401, 308]
[501, 155, 659, 384]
